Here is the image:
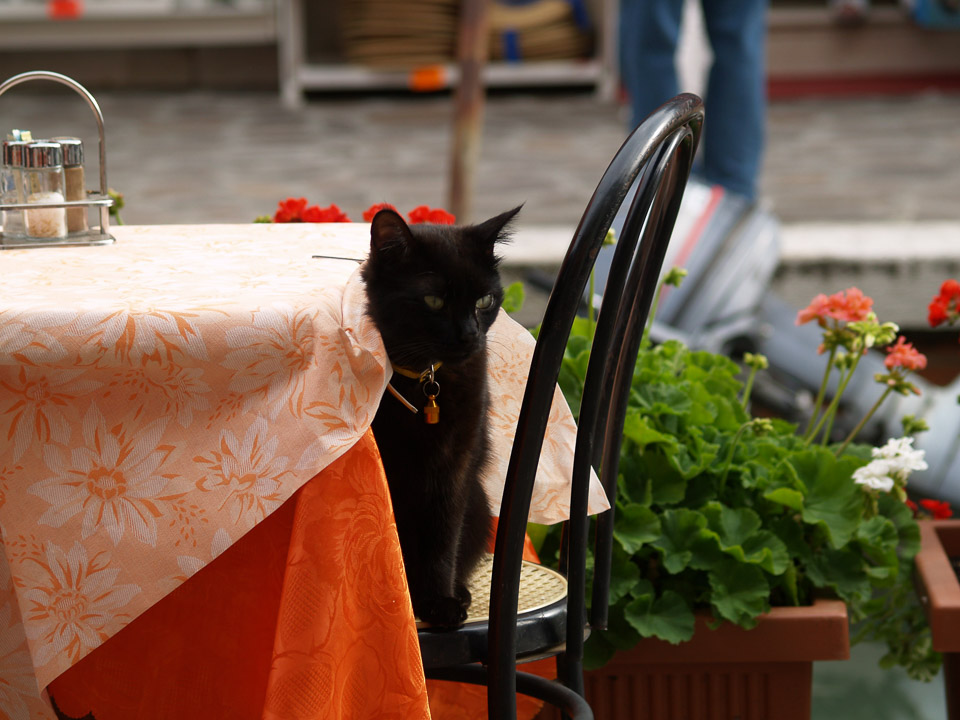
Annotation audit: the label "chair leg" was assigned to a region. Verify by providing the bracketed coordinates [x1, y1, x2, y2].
[556, 652, 586, 720]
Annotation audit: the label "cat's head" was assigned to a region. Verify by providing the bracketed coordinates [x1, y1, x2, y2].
[361, 206, 521, 369]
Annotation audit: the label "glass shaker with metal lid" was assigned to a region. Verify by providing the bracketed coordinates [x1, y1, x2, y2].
[1, 139, 29, 238]
[52, 136, 87, 233]
[23, 141, 67, 239]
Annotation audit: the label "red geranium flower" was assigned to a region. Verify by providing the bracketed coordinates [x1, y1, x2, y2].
[884, 336, 927, 371]
[48, 0, 82, 18]
[920, 498, 954, 520]
[302, 204, 352, 223]
[274, 197, 308, 223]
[905, 499, 919, 516]
[363, 203, 399, 222]
[408, 205, 456, 225]
[928, 278, 960, 329]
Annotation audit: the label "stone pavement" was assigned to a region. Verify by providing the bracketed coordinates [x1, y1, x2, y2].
[3, 88, 960, 327]
[3, 88, 959, 225]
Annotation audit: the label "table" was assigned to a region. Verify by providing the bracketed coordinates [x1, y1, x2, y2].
[0, 224, 608, 719]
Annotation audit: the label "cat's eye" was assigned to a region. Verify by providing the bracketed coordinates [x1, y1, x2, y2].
[424, 295, 445, 310]
[475, 294, 495, 310]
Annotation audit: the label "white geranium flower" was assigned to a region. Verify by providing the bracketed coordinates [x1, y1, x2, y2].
[853, 459, 896, 493]
[872, 436, 928, 477]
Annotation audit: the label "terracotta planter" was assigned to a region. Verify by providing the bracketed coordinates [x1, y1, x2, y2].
[537, 598, 849, 720]
[914, 518, 960, 719]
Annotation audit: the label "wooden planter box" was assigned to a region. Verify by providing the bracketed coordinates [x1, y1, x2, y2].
[914, 518, 960, 719]
[537, 598, 849, 720]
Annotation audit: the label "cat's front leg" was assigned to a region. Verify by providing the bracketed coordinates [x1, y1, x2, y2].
[407, 525, 469, 628]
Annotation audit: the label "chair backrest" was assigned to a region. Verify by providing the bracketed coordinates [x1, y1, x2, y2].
[487, 93, 705, 718]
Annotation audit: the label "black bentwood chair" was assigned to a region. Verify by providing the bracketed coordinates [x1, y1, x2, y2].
[419, 94, 705, 720]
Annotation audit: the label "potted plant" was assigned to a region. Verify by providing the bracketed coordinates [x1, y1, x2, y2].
[911, 278, 960, 719]
[533, 270, 944, 720]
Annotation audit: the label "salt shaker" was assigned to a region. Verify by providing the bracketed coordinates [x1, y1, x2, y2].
[23, 141, 67, 240]
[1, 139, 28, 238]
[52, 136, 87, 233]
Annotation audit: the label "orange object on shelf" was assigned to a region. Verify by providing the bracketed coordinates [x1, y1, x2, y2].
[409, 66, 448, 92]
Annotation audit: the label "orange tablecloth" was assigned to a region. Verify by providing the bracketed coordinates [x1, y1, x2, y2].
[0, 225, 606, 719]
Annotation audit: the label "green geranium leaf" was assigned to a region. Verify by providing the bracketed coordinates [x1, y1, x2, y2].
[601, 597, 644, 650]
[569, 316, 594, 340]
[608, 544, 642, 604]
[697, 503, 790, 575]
[856, 516, 900, 570]
[623, 412, 678, 452]
[623, 589, 696, 644]
[614, 503, 662, 554]
[583, 628, 618, 671]
[767, 515, 810, 559]
[877, 492, 921, 560]
[702, 502, 762, 543]
[788, 447, 864, 548]
[651, 508, 709, 573]
[708, 561, 770, 626]
[564, 334, 591, 360]
[501, 282, 525, 314]
[807, 548, 872, 603]
[627, 450, 687, 507]
[739, 531, 791, 575]
[635, 383, 692, 417]
[764, 487, 804, 511]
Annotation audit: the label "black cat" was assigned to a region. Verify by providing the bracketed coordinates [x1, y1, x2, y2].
[361, 206, 520, 628]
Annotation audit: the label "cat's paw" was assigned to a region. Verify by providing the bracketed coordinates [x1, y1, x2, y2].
[419, 596, 468, 628]
[454, 583, 472, 609]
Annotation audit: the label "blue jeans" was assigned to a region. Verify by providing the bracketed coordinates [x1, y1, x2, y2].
[620, 0, 767, 201]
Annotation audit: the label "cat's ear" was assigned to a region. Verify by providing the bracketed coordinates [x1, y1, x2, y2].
[473, 205, 522, 258]
[370, 209, 414, 256]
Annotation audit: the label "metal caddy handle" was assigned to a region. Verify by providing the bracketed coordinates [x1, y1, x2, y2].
[0, 70, 115, 248]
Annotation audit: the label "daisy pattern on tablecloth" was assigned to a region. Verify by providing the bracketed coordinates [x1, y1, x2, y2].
[222, 304, 325, 419]
[153, 365, 212, 428]
[0, 366, 101, 462]
[69, 306, 211, 365]
[29, 406, 174, 546]
[0, 309, 71, 366]
[195, 416, 293, 530]
[19, 541, 140, 667]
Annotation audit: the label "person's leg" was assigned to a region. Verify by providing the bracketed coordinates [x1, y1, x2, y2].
[699, 0, 767, 201]
[619, 0, 685, 131]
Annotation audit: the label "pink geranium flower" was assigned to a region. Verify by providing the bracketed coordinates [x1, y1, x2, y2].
[884, 336, 927, 371]
[796, 287, 874, 326]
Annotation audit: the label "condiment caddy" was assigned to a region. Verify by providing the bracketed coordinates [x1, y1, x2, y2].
[0, 71, 115, 248]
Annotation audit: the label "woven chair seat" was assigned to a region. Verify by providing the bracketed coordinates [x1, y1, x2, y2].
[416, 553, 567, 628]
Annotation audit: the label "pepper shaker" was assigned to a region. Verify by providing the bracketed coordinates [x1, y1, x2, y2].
[23, 141, 67, 240]
[1, 139, 28, 238]
[52, 136, 87, 234]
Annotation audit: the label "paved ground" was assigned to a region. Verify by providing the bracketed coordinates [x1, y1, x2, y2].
[4, 88, 959, 227]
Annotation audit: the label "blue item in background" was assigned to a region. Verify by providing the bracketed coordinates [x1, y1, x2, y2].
[911, 0, 960, 27]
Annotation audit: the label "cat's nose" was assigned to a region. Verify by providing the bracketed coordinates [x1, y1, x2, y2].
[458, 317, 480, 343]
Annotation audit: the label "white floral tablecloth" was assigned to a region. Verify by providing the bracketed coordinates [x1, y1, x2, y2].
[0, 223, 607, 717]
